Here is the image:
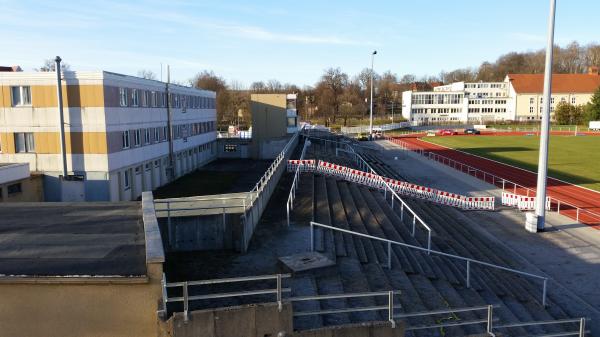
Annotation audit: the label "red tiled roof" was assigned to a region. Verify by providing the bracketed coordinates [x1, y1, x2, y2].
[507, 73, 600, 94]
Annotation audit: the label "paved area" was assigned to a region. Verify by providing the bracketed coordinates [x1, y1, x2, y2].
[371, 139, 600, 333]
[0, 202, 145, 277]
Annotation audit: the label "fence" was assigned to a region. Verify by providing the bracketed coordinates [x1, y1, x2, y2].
[286, 139, 311, 226]
[387, 136, 600, 225]
[303, 134, 433, 252]
[290, 291, 400, 328]
[290, 159, 495, 211]
[309, 221, 550, 306]
[161, 273, 291, 321]
[340, 122, 411, 134]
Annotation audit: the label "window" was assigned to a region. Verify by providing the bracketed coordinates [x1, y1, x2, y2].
[11, 86, 32, 106]
[7, 183, 22, 195]
[530, 107, 534, 113]
[122, 130, 130, 149]
[150, 91, 156, 107]
[123, 170, 131, 189]
[145, 163, 151, 171]
[551, 97, 555, 104]
[119, 88, 128, 106]
[154, 127, 160, 143]
[224, 144, 237, 152]
[144, 128, 150, 144]
[131, 89, 139, 107]
[154, 160, 160, 167]
[530, 97, 534, 104]
[571, 97, 576, 104]
[14, 132, 35, 153]
[143, 90, 150, 107]
[163, 126, 168, 141]
[134, 129, 141, 147]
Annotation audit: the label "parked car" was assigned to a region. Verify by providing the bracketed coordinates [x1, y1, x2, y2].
[356, 133, 369, 141]
[437, 129, 458, 136]
[464, 128, 481, 135]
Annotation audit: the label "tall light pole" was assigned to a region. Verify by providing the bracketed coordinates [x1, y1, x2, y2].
[55, 56, 68, 179]
[369, 50, 377, 139]
[531, 0, 557, 232]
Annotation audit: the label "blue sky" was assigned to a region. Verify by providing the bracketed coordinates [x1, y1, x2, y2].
[2, 0, 599, 87]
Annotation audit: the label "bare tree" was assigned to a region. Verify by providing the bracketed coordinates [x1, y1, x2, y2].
[137, 69, 157, 80]
[316, 67, 349, 123]
[37, 59, 71, 72]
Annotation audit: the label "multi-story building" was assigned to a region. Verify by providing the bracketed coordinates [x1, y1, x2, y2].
[506, 67, 600, 121]
[402, 67, 600, 124]
[0, 71, 217, 201]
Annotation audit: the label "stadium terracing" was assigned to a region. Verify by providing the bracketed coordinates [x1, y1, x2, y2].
[147, 126, 595, 337]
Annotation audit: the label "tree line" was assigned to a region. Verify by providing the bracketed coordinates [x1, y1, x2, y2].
[38, 40, 600, 127]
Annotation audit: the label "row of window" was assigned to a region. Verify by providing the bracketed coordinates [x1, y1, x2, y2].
[465, 83, 506, 89]
[122, 142, 214, 189]
[118, 87, 216, 110]
[412, 93, 463, 105]
[411, 108, 461, 114]
[121, 121, 216, 149]
[530, 96, 576, 105]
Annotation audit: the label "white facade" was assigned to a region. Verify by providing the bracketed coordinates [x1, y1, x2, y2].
[0, 71, 217, 201]
[402, 81, 515, 124]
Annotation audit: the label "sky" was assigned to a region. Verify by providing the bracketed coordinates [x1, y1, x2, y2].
[2, 0, 600, 87]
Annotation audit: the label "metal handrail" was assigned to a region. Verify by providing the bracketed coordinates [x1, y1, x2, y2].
[494, 317, 587, 337]
[162, 273, 291, 321]
[289, 290, 400, 328]
[303, 133, 433, 252]
[286, 138, 310, 226]
[388, 137, 600, 225]
[309, 221, 549, 306]
[399, 305, 495, 334]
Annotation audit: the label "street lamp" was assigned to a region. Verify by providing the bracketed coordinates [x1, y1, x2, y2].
[530, 0, 557, 232]
[369, 50, 377, 139]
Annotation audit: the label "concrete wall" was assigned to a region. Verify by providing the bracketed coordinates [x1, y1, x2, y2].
[293, 321, 405, 337]
[162, 302, 293, 337]
[0, 263, 163, 337]
[0, 174, 44, 202]
[159, 213, 238, 251]
[160, 302, 405, 337]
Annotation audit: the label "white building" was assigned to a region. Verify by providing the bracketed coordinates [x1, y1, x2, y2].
[402, 68, 600, 124]
[0, 71, 217, 201]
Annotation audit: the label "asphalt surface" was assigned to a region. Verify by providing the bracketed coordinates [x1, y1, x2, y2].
[0, 202, 146, 277]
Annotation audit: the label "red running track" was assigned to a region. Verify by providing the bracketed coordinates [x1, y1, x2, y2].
[394, 136, 600, 228]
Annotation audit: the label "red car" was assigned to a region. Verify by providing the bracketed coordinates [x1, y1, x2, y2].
[437, 129, 458, 136]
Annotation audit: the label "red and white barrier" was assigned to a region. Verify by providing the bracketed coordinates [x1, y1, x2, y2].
[463, 197, 495, 211]
[287, 160, 316, 172]
[292, 159, 496, 211]
[501, 192, 521, 207]
[502, 191, 551, 211]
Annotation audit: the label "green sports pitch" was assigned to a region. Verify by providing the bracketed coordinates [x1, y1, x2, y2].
[422, 135, 600, 192]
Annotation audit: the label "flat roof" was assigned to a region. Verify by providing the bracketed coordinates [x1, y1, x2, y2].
[0, 202, 146, 277]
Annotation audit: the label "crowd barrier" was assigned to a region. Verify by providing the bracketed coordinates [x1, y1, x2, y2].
[289, 159, 496, 211]
[502, 192, 551, 211]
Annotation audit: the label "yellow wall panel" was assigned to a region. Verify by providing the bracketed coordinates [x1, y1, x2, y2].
[0, 133, 15, 154]
[1, 85, 104, 108]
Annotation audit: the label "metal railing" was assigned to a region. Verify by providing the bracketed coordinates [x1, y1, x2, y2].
[493, 317, 587, 337]
[290, 290, 400, 328]
[161, 273, 291, 321]
[309, 221, 550, 306]
[387, 137, 600, 225]
[304, 134, 433, 251]
[398, 305, 495, 334]
[286, 138, 310, 226]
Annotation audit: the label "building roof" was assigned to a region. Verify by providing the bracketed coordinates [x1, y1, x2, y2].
[507, 73, 600, 94]
[0, 202, 146, 277]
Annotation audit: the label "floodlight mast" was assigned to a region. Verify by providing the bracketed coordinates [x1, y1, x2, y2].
[369, 50, 377, 139]
[534, 0, 557, 231]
